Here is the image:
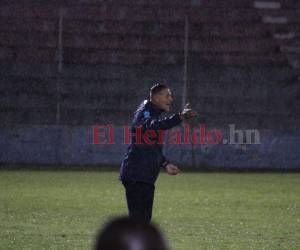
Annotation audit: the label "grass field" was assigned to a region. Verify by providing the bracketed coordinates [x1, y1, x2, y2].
[0, 170, 299, 250]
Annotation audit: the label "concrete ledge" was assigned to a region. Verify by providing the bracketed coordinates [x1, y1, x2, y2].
[262, 16, 288, 24]
[0, 125, 299, 169]
[254, 1, 281, 9]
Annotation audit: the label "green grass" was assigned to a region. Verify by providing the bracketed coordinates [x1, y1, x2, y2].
[0, 171, 299, 250]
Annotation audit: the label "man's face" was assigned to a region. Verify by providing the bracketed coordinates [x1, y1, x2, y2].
[152, 88, 173, 112]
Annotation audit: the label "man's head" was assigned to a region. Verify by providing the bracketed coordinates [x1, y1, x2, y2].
[95, 216, 170, 250]
[150, 84, 173, 112]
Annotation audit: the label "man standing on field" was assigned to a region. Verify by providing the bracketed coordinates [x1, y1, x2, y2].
[120, 84, 196, 222]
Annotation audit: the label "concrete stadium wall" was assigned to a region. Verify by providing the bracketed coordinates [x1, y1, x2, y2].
[1, 125, 299, 169]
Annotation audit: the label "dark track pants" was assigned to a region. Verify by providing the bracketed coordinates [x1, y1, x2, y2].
[122, 181, 155, 222]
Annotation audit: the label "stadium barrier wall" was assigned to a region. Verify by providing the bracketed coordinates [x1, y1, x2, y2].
[0, 125, 299, 169]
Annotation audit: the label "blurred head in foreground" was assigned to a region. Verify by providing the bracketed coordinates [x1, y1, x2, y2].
[94, 216, 170, 250]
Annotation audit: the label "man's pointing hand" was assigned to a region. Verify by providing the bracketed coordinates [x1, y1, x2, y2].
[180, 103, 197, 121]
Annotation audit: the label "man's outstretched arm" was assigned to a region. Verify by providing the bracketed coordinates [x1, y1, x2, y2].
[140, 103, 197, 131]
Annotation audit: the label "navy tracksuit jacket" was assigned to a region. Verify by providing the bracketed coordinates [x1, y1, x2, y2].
[120, 100, 182, 185]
